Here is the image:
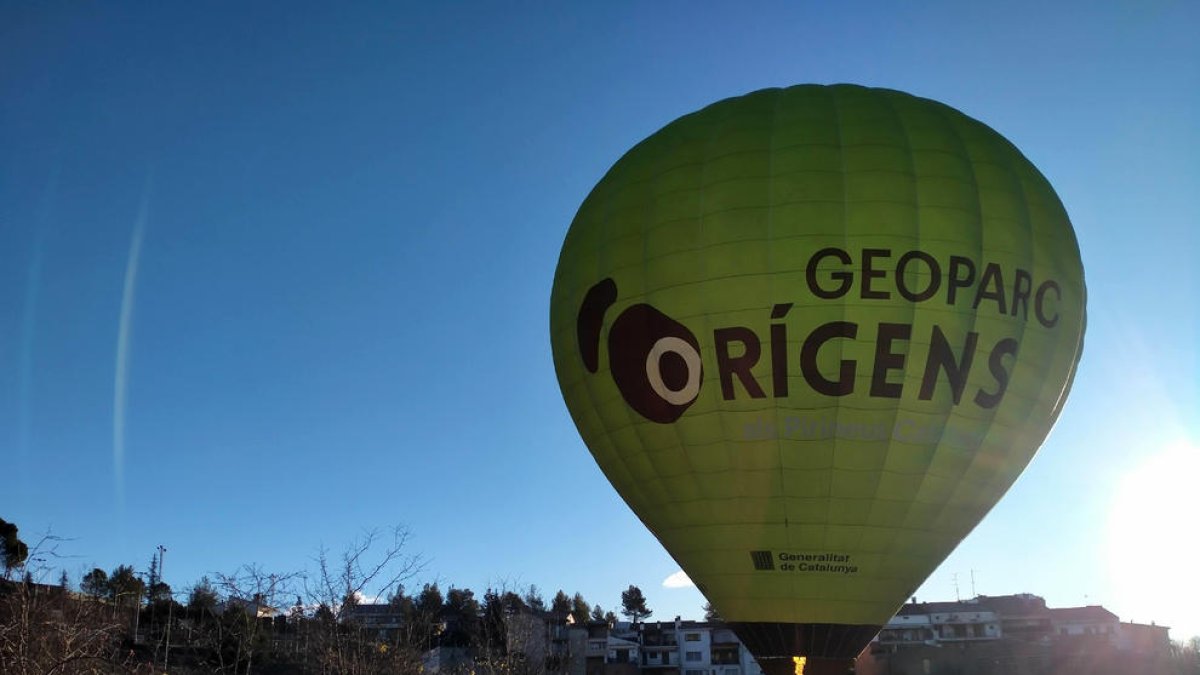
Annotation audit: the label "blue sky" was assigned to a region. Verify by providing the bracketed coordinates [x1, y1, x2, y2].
[3, 1, 1198, 638]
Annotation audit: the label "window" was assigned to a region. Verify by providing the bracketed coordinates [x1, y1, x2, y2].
[711, 646, 739, 665]
[686, 651, 703, 662]
[685, 633, 701, 641]
[686, 670, 706, 675]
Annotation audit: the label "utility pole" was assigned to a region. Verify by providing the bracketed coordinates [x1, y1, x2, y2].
[970, 570, 977, 599]
[952, 574, 960, 602]
[158, 545, 171, 669]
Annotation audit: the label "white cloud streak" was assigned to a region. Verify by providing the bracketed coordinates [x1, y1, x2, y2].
[113, 172, 153, 505]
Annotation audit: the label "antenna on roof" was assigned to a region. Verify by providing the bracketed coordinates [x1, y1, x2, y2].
[971, 570, 977, 598]
[953, 574, 960, 602]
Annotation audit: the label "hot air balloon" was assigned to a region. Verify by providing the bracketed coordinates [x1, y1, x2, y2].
[550, 84, 1085, 675]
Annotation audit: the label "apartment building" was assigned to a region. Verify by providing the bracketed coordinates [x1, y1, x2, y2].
[586, 619, 764, 675]
[860, 594, 1172, 675]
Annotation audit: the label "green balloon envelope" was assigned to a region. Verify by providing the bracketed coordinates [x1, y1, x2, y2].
[550, 84, 1085, 667]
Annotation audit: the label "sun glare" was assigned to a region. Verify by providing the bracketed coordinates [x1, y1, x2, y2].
[1106, 439, 1200, 639]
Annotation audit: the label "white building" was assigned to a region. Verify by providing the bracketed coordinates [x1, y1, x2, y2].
[878, 600, 1001, 644]
[596, 619, 764, 675]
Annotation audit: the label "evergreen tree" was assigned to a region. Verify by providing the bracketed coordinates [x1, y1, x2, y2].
[523, 584, 546, 612]
[81, 568, 109, 598]
[388, 585, 420, 650]
[0, 517, 29, 574]
[315, 603, 336, 624]
[481, 589, 508, 656]
[388, 584, 409, 606]
[590, 604, 606, 622]
[188, 576, 219, 612]
[146, 551, 160, 595]
[108, 564, 145, 608]
[620, 585, 651, 622]
[571, 593, 591, 624]
[444, 587, 481, 647]
[413, 583, 444, 648]
[417, 583, 444, 617]
[501, 590, 527, 613]
[551, 589, 572, 614]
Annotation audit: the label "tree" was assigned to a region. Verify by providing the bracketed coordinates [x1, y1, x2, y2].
[314, 603, 335, 623]
[1, 517, 29, 575]
[620, 585, 652, 623]
[480, 589, 509, 659]
[703, 601, 722, 622]
[147, 551, 161, 597]
[571, 593, 591, 625]
[590, 604, 606, 622]
[1169, 637, 1200, 675]
[147, 580, 173, 605]
[210, 564, 297, 675]
[523, 584, 546, 612]
[443, 587, 481, 647]
[309, 525, 424, 620]
[0, 534, 134, 675]
[305, 525, 426, 674]
[188, 575, 219, 612]
[501, 590, 528, 613]
[109, 564, 145, 608]
[416, 583, 444, 618]
[81, 568, 109, 598]
[551, 589, 572, 614]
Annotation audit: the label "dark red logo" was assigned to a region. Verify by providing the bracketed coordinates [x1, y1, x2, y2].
[577, 278, 703, 424]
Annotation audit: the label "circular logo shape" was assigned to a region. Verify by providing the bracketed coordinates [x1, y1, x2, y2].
[608, 303, 703, 424]
[645, 336, 702, 405]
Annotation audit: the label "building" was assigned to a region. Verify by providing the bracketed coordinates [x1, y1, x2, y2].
[586, 618, 764, 675]
[340, 602, 407, 641]
[1114, 621, 1171, 657]
[215, 593, 279, 619]
[331, 593, 1176, 675]
[859, 594, 1173, 675]
[879, 601, 1002, 645]
[1048, 605, 1118, 638]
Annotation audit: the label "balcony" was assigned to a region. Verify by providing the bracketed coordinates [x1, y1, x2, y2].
[642, 653, 677, 668]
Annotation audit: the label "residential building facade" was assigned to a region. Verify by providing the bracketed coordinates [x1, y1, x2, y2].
[860, 594, 1172, 675]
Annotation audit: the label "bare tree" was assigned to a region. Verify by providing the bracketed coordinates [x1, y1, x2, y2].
[199, 564, 299, 675]
[305, 525, 425, 675]
[0, 533, 134, 675]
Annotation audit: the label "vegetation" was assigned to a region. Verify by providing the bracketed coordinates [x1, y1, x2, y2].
[619, 584, 651, 623]
[2, 515, 1197, 675]
[0, 517, 628, 674]
[1, 518, 29, 573]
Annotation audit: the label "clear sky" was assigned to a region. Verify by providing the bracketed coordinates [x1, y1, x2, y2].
[3, 0, 1197, 640]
